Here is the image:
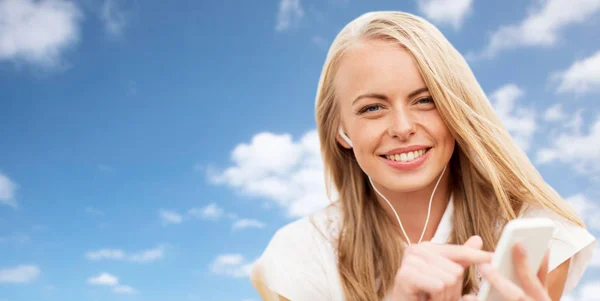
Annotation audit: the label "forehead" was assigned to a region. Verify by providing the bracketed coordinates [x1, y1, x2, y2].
[333, 39, 426, 103]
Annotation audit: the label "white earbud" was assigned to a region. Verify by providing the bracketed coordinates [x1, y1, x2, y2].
[338, 126, 353, 148]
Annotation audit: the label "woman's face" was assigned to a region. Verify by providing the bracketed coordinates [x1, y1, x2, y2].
[334, 38, 455, 193]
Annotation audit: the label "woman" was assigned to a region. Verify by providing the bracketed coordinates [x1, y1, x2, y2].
[249, 11, 596, 301]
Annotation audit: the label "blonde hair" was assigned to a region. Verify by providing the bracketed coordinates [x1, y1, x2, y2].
[314, 11, 584, 300]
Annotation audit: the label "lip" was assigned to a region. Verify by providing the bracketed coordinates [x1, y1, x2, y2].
[380, 147, 432, 171]
[380, 145, 432, 156]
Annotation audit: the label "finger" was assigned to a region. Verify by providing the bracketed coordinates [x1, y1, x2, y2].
[463, 235, 483, 250]
[426, 244, 492, 267]
[537, 249, 550, 286]
[479, 263, 533, 301]
[461, 295, 478, 301]
[400, 254, 451, 298]
[417, 248, 464, 301]
[513, 244, 548, 301]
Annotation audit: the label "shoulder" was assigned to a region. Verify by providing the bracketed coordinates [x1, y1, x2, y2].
[249, 202, 343, 301]
[518, 204, 597, 293]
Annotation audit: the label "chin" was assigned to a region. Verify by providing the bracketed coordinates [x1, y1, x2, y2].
[379, 174, 433, 193]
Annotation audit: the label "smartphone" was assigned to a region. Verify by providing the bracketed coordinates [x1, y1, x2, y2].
[477, 217, 556, 301]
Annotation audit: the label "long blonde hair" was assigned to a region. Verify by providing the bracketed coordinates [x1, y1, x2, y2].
[314, 11, 584, 301]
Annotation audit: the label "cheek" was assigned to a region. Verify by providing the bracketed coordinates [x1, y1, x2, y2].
[354, 122, 385, 151]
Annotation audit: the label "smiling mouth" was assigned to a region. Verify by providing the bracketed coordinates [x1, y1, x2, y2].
[380, 147, 432, 163]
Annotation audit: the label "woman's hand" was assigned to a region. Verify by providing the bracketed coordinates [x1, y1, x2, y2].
[462, 243, 551, 301]
[390, 236, 493, 301]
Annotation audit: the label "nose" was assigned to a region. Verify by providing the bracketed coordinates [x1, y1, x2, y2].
[388, 107, 416, 141]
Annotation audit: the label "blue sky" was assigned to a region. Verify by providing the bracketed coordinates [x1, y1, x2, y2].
[0, 0, 599, 300]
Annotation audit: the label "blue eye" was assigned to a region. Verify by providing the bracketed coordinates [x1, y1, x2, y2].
[416, 97, 434, 104]
[359, 105, 381, 113]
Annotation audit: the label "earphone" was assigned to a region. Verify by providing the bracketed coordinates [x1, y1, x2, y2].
[338, 125, 447, 246]
[338, 126, 353, 147]
[369, 165, 446, 246]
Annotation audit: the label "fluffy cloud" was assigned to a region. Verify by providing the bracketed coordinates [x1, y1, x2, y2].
[158, 209, 183, 225]
[590, 245, 600, 267]
[0, 172, 17, 208]
[564, 194, 600, 230]
[0, 0, 82, 68]
[471, 0, 600, 59]
[210, 254, 254, 278]
[275, 0, 303, 32]
[232, 219, 266, 231]
[553, 50, 600, 95]
[112, 285, 136, 294]
[187, 203, 224, 220]
[87, 273, 118, 286]
[85, 246, 164, 263]
[489, 84, 537, 152]
[87, 273, 136, 294]
[562, 280, 600, 301]
[0, 265, 40, 283]
[416, 0, 473, 30]
[543, 104, 567, 122]
[100, 0, 127, 37]
[209, 130, 330, 217]
[536, 114, 600, 174]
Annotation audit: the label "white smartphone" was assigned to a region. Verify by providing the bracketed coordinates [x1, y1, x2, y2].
[477, 217, 556, 301]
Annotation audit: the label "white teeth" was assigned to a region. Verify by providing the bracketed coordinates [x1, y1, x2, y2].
[385, 149, 428, 162]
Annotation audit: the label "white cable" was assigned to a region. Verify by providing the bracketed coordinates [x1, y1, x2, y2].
[368, 164, 447, 246]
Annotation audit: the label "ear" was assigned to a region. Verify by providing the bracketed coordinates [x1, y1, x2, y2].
[337, 127, 353, 149]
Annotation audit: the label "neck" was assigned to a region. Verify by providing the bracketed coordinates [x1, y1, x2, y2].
[374, 171, 452, 244]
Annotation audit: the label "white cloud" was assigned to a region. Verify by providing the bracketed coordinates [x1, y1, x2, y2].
[209, 130, 331, 217]
[417, 0, 473, 30]
[536, 114, 600, 174]
[113, 285, 136, 294]
[311, 35, 328, 50]
[87, 272, 137, 294]
[471, 0, 600, 59]
[159, 209, 183, 225]
[187, 203, 224, 220]
[0, 265, 40, 283]
[86, 249, 125, 260]
[562, 280, 600, 301]
[87, 273, 118, 286]
[275, 0, 303, 32]
[210, 254, 254, 278]
[128, 246, 164, 263]
[554, 49, 600, 95]
[85, 246, 164, 263]
[543, 103, 567, 122]
[100, 0, 126, 37]
[0, 0, 82, 68]
[489, 84, 536, 152]
[564, 194, 600, 230]
[590, 245, 600, 267]
[232, 219, 266, 231]
[0, 172, 18, 208]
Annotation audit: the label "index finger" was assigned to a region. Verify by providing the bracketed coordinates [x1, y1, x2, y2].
[422, 244, 493, 266]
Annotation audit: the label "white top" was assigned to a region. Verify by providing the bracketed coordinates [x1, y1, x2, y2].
[250, 196, 597, 301]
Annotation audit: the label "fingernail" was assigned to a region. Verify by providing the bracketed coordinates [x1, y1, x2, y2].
[514, 244, 525, 256]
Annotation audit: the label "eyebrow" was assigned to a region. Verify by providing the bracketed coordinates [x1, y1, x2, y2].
[351, 87, 429, 105]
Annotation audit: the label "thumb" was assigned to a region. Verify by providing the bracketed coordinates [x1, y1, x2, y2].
[464, 235, 483, 250]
